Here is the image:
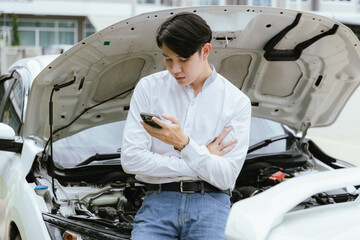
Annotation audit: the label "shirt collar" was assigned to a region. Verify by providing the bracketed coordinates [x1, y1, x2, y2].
[185, 64, 217, 90]
[203, 64, 217, 89]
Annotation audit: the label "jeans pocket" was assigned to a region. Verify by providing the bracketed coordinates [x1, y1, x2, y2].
[205, 192, 231, 209]
[135, 191, 157, 220]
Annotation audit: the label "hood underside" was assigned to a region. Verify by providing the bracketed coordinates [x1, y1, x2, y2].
[25, 6, 360, 142]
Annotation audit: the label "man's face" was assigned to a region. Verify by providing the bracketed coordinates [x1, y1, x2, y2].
[162, 44, 209, 87]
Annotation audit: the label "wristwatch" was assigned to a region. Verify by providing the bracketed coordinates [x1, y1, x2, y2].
[174, 137, 190, 151]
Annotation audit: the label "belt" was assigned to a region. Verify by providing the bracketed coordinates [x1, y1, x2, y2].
[147, 181, 231, 195]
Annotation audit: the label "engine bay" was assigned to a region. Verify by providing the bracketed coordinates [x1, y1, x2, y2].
[28, 145, 359, 239]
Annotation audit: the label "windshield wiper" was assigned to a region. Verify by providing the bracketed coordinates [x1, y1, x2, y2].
[247, 134, 290, 154]
[76, 153, 120, 167]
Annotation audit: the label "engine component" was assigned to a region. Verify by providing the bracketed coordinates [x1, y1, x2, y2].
[268, 171, 285, 184]
[98, 206, 118, 220]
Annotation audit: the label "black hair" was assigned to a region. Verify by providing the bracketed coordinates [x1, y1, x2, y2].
[156, 12, 212, 58]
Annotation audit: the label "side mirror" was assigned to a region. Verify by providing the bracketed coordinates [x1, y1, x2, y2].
[0, 122, 16, 140]
[0, 123, 23, 153]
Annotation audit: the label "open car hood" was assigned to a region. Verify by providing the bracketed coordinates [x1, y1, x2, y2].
[24, 6, 360, 143]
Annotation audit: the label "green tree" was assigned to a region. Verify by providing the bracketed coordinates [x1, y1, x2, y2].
[11, 14, 20, 46]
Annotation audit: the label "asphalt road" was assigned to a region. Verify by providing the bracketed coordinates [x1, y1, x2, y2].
[307, 87, 360, 166]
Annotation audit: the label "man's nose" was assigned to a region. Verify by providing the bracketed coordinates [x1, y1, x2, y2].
[171, 61, 181, 73]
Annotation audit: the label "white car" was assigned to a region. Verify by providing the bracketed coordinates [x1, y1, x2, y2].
[1, 6, 360, 240]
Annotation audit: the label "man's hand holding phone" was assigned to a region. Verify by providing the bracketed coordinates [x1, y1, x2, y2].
[140, 113, 189, 151]
[140, 112, 163, 129]
[140, 113, 237, 154]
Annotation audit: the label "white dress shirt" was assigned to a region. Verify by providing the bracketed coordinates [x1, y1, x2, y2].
[121, 67, 251, 190]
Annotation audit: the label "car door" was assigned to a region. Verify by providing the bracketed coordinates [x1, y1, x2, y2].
[0, 70, 27, 240]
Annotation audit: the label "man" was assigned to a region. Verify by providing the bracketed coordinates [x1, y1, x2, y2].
[122, 12, 251, 240]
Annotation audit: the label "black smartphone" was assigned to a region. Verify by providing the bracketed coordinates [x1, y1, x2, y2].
[140, 112, 162, 129]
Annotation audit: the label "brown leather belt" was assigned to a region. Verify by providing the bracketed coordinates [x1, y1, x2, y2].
[147, 181, 231, 195]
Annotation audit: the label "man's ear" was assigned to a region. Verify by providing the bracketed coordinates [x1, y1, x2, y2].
[202, 43, 212, 60]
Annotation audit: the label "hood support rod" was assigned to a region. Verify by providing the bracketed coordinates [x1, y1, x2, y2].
[48, 77, 76, 200]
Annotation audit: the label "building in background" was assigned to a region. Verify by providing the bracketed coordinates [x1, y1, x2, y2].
[0, 0, 167, 72]
[1, 0, 359, 73]
[0, 15, 94, 50]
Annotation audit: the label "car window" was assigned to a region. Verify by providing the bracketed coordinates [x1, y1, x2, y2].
[0, 76, 24, 135]
[0, 80, 5, 101]
[0, 76, 14, 110]
[1, 79, 24, 135]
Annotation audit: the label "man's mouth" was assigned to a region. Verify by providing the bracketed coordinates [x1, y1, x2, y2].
[176, 76, 185, 81]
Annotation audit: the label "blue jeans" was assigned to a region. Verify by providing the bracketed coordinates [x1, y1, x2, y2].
[131, 190, 231, 240]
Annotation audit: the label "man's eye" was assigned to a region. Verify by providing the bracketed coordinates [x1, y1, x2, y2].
[180, 59, 189, 62]
[165, 58, 172, 61]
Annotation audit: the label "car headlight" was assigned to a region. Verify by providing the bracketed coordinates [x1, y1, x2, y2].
[42, 213, 129, 240]
[45, 221, 96, 240]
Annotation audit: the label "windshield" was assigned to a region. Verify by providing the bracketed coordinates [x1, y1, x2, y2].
[53, 121, 125, 168]
[53, 117, 289, 168]
[249, 117, 289, 155]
